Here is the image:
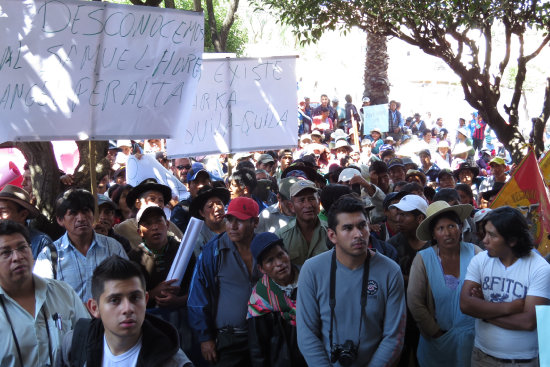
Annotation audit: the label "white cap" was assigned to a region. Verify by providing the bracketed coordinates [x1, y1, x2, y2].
[474, 208, 492, 223]
[338, 168, 360, 182]
[390, 195, 428, 215]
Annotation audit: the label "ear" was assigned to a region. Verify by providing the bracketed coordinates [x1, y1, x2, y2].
[145, 291, 149, 305]
[243, 187, 250, 196]
[327, 228, 337, 244]
[199, 208, 205, 218]
[257, 264, 266, 275]
[135, 200, 141, 210]
[56, 216, 65, 228]
[252, 217, 259, 229]
[508, 237, 518, 248]
[87, 298, 100, 318]
[137, 226, 143, 237]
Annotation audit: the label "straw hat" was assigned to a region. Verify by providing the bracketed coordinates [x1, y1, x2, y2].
[416, 201, 473, 241]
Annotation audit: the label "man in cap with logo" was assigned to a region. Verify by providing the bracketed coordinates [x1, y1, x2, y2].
[387, 158, 407, 187]
[0, 184, 53, 259]
[297, 195, 406, 366]
[478, 156, 509, 196]
[256, 154, 276, 176]
[188, 197, 262, 367]
[113, 178, 182, 249]
[276, 180, 328, 266]
[257, 177, 297, 234]
[247, 232, 307, 367]
[171, 162, 214, 234]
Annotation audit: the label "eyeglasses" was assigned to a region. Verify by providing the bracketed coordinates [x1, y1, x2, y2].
[177, 165, 192, 170]
[0, 244, 31, 260]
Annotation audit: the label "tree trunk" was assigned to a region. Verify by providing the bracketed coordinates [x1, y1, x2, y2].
[364, 31, 390, 105]
[72, 141, 111, 191]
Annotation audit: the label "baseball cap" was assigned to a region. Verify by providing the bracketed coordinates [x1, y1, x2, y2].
[474, 208, 492, 223]
[338, 168, 360, 183]
[289, 180, 318, 198]
[278, 177, 299, 201]
[489, 157, 505, 166]
[225, 197, 259, 220]
[362, 97, 370, 103]
[332, 97, 339, 103]
[250, 232, 285, 264]
[390, 194, 428, 215]
[187, 162, 211, 182]
[257, 154, 275, 164]
[136, 205, 166, 225]
[383, 191, 409, 210]
[97, 194, 117, 210]
[387, 158, 404, 170]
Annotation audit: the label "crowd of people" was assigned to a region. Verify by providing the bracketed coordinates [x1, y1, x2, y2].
[0, 95, 549, 367]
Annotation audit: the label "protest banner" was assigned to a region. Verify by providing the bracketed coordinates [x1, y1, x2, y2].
[166, 217, 203, 286]
[362, 104, 388, 136]
[166, 56, 298, 156]
[0, 0, 203, 142]
[490, 149, 550, 256]
[126, 154, 189, 201]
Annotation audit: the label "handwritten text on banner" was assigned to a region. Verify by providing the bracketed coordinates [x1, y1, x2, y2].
[167, 56, 298, 156]
[0, 0, 204, 141]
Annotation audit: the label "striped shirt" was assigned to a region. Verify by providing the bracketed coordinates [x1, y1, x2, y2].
[33, 232, 127, 302]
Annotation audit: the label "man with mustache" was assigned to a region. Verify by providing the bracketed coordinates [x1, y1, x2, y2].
[297, 195, 406, 366]
[188, 197, 261, 367]
[60, 256, 193, 366]
[34, 189, 127, 302]
[276, 180, 328, 266]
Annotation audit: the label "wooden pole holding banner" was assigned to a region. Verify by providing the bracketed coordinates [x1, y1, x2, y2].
[351, 114, 361, 152]
[89, 141, 99, 220]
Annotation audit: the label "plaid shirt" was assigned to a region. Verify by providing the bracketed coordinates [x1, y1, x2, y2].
[34, 232, 127, 302]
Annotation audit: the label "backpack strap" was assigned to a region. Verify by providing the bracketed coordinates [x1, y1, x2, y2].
[46, 243, 58, 279]
[70, 318, 91, 367]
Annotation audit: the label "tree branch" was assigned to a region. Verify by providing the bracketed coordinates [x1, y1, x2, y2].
[524, 34, 550, 63]
[219, 0, 240, 51]
[495, 19, 512, 91]
[205, 0, 222, 51]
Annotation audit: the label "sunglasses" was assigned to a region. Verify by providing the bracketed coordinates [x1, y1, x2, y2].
[177, 165, 192, 170]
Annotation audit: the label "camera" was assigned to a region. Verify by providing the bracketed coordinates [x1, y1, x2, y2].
[330, 340, 358, 366]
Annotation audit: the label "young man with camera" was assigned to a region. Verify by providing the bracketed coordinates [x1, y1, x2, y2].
[297, 195, 406, 366]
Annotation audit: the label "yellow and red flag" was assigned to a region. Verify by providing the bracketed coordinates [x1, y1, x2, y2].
[490, 149, 550, 256]
[538, 150, 550, 187]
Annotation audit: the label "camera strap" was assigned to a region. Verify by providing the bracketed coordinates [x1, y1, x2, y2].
[329, 249, 371, 349]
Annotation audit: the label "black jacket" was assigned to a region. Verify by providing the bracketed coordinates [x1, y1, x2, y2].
[248, 312, 307, 367]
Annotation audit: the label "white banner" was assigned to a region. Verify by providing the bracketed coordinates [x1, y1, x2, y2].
[362, 104, 388, 135]
[0, 0, 203, 142]
[126, 154, 189, 201]
[167, 56, 298, 157]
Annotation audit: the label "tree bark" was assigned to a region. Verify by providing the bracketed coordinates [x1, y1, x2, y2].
[364, 31, 390, 105]
[71, 141, 111, 192]
[205, 0, 239, 52]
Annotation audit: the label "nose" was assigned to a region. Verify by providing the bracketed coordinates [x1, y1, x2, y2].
[121, 297, 135, 314]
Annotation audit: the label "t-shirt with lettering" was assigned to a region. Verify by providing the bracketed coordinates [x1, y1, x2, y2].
[102, 335, 142, 367]
[465, 250, 550, 359]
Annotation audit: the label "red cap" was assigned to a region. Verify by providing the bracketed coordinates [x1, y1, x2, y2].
[225, 197, 259, 220]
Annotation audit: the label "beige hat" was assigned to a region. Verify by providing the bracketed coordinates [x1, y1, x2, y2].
[334, 139, 352, 152]
[416, 201, 473, 241]
[289, 180, 318, 198]
[0, 185, 39, 218]
[452, 142, 471, 156]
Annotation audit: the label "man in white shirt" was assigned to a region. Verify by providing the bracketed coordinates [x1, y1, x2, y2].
[460, 206, 550, 366]
[60, 255, 192, 366]
[0, 220, 88, 366]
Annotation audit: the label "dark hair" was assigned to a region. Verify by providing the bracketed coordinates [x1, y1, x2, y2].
[423, 129, 431, 136]
[424, 186, 436, 202]
[380, 150, 395, 160]
[455, 183, 474, 201]
[320, 184, 352, 214]
[236, 160, 255, 172]
[231, 169, 257, 192]
[393, 181, 409, 192]
[428, 211, 462, 239]
[278, 149, 293, 159]
[369, 160, 388, 174]
[433, 188, 460, 203]
[484, 207, 534, 258]
[0, 220, 30, 244]
[402, 182, 424, 193]
[55, 189, 95, 219]
[110, 184, 133, 205]
[345, 94, 352, 103]
[327, 195, 367, 230]
[91, 256, 146, 301]
[320, 106, 329, 113]
[265, 151, 278, 161]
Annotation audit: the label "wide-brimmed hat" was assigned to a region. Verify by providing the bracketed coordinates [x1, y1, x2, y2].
[334, 139, 353, 152]
[0, 185, 39, 218]
[416, 201, 473, 241]
[189, 185, 230, 219]
[453, 162, 479, 179]
[371, 128, 382, 135]
[452, 142, 471, 156]
[125, 178, 172, 209]
[282, 162, 323, 183]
